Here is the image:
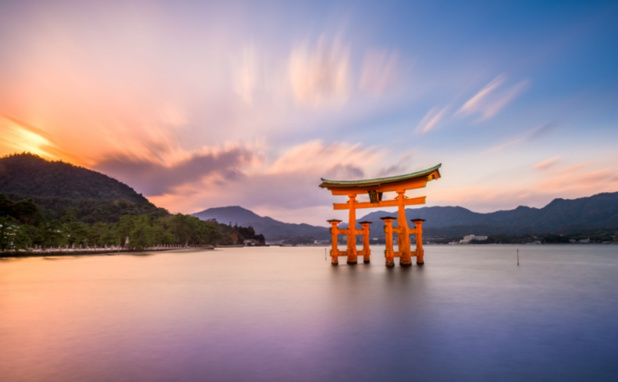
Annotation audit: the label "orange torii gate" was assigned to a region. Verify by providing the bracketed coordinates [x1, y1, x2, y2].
[319, 164, 441, 267]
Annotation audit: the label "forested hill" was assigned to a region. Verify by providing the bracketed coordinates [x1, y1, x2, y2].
[0, 153, 166, 223]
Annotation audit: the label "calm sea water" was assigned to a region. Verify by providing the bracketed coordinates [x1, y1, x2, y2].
[1, 245, 617, 381]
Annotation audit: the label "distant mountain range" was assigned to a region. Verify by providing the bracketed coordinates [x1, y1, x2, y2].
[194, 192, 618, 240]
[192, 206, 329, 241]
[348, 192, 618, 238]
[0, 153, 166, 222]
[4, 153, 617, 241]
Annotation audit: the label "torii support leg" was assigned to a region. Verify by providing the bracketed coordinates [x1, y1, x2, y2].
[327, 219, 342, 266]
[347, 194, 358, 265]
[359, 221, 372, 263]
[397, 191, 412, 267]
[381, 217, 396, 268]
[412, 219, 426, 266]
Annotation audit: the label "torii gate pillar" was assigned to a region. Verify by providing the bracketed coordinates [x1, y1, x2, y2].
[346, 194, 358, 264]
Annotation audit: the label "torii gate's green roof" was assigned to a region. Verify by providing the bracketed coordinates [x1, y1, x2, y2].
[319, 163, 441, 189]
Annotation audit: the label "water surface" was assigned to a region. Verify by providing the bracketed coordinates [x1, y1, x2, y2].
[1, 245, 617, 381]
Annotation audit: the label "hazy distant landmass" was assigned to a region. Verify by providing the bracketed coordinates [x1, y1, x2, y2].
[192, 206, 330, 242]
[195, 192, 618, 242]
[352, 192, 618, 238]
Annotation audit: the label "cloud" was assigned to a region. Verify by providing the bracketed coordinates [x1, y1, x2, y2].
[0, 116, 55, 159]
[268, 139, 379, 177]
[376, 151, 415, 177]
[288, 37, 350, 108]
[559, 162, 588, 174]
[429, 185, 538, 212]
[149, 140, 386, 224]
[94, 146, 255, 196]
[486, 122, 557, 153]
[0, 115, 79, 163]
[359, 49, 399, 96]
[158, 105, 188, 128]
[533, 156, 560, 170]
[459, 75, 528, 122]
[537, 166, 618, 195]
[429, 164, 618, 213]
[232, 46, 260, 105]
[416, 106, 449, 133]
[460, 75, 505, 113]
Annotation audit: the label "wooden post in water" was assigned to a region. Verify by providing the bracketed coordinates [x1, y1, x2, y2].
[347, 194, 358, 265]
[360, 221, 372, 264]
[412, 219, 426, 265]
[327, 219, 341, 266]
[397, 190, 412, 267]
[382, 217, 396, 268]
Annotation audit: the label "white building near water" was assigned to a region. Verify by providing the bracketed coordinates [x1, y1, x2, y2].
[459, 234, 488, 244]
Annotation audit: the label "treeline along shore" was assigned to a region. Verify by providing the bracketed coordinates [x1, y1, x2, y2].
[0, 153, 265, 256]
[0, 193, 265, 256]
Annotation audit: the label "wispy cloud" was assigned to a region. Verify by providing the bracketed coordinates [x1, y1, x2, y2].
[95, 145, 255, 196]
[232, 46, 260, 105]
[459, 75, 528, 122]
[0, 115, 79, 163]
[376, 151, 415, 177]
[359, 49, 400, 97]
[416, 106, 449, 133]
[288, 36, 350, 108]
[537, 166, 618, 195]
[268, 139, 380, 177]
[533, 156, 560, 170]
[460, 75, 505, 113]
[558, 162, 589, 174]
[486, 122, 557, 153]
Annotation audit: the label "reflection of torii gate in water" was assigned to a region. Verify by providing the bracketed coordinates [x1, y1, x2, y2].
[319, 164, 441, 267]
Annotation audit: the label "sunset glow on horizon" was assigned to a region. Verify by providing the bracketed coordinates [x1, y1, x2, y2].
[1, 1, 617, 225]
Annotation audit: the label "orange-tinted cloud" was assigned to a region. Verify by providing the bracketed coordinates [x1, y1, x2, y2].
[289, 37, 350, 108]
[533, 156, 560, 170]
[537, 164, 618, 195]
[267, 140, 380, 177]
[0, 115, 78, 163]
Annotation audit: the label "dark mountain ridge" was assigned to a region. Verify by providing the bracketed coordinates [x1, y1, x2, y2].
[350, 192, 618, 237]
[0, 153, 166, 223]
[193, 192, 618, 241]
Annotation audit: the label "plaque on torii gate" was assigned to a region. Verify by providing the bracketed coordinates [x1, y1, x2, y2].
[319, 164, 441, 267]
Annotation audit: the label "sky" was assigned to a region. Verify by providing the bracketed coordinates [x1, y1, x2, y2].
[1, 0, 617, 225]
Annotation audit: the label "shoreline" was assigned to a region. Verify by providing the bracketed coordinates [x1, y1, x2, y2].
[0, 245, 215, 259]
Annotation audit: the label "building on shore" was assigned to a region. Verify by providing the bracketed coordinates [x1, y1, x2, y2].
[459, 234, 488, 244]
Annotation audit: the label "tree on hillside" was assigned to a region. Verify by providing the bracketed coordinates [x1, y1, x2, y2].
[129, 215, 156, 250]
